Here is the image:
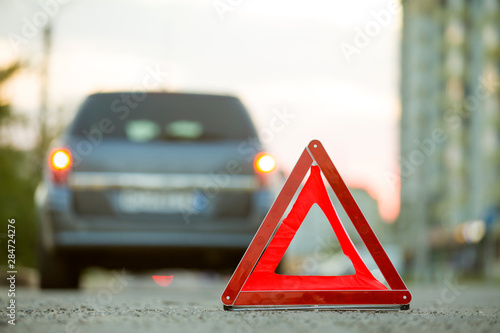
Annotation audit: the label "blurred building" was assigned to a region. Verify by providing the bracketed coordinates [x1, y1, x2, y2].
[399, 0, 500, 280]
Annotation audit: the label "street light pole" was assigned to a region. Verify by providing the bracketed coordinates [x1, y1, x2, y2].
[38, 22, 51, 167]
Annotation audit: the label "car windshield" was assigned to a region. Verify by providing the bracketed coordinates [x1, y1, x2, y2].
[70, 93, 257, 142]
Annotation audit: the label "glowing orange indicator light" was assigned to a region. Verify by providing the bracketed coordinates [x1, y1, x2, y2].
[254, 153, 276, 173]
[152, 275, 174, 287]
[50, 148, 72, 170]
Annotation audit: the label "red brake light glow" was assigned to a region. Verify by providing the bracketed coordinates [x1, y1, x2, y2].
[49, 148, 72, 184]
[152, 275, 174, 287]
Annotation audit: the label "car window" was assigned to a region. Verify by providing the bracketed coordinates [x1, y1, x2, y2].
[70, 93, 257, 142]
[125, 119, 161, 142]
[165, 120, 204, 140]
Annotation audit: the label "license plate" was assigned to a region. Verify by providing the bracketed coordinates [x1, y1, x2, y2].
[117, 190, 199, 214]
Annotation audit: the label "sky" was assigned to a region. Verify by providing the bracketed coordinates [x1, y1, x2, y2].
[0, 0, 403, 221]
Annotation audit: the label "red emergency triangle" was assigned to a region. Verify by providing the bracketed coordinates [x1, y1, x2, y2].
[221, 140, 411, 310]
[242, 165, 386, 291]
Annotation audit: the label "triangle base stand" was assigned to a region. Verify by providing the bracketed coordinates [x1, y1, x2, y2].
[224, 304, 409, 311]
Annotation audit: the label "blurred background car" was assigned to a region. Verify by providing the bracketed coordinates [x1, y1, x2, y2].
[35, 92, 280, 288]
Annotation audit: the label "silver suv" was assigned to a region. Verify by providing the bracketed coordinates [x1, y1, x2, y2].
[36, 92, 278, 288]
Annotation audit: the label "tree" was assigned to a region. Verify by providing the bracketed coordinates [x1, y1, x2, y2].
[0, 62, 38, 268]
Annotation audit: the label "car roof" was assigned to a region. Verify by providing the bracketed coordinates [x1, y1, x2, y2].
[87, 92, 240, 100]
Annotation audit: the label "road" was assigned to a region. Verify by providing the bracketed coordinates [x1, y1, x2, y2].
[1, 270, 499, 333]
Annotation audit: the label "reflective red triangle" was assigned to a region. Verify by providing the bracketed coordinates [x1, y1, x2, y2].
[221, 140, 411, 308]
[242, 165, 386, 291]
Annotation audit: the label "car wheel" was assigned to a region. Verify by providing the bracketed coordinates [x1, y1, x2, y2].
[38, 243, 80, 289]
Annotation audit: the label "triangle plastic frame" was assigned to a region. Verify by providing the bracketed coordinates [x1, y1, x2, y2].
[221, 140, 411, 311]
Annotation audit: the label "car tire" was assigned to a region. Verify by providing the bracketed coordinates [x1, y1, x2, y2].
[38, 244, 80, 289]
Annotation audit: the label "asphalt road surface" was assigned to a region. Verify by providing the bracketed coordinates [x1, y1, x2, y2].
[1, 270, 499, 333]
